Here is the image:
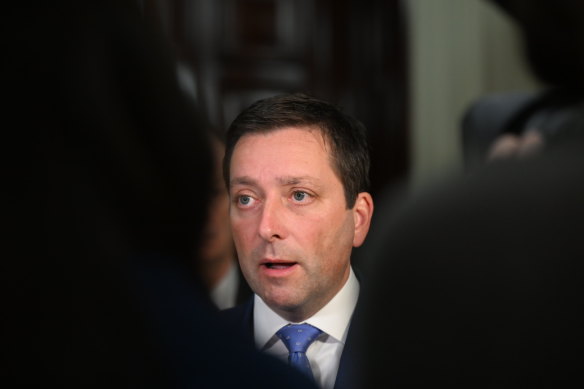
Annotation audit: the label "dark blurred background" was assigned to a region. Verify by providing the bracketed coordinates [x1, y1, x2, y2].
[140, 0, 407, 198]
[138, 0, 541, 197]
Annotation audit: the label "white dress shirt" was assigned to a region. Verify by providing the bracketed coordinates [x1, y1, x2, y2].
[254, 267, 360, 389]
[210, 260, 239, 310]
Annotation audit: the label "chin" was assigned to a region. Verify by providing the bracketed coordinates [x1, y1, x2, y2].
[262, 288, 305, 312]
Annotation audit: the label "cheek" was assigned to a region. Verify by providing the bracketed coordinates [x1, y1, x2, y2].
[230, 217, 254, 253]
[316, 221, 354, 287]
[314, 209, 354, 243]
[302, 212, 354, 264]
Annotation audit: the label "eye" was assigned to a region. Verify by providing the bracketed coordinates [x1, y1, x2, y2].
[291, 190, 313, 204]
[235, 193, 260, 209]
[238, 195, 253, 206]
[293, 191, 307, 201]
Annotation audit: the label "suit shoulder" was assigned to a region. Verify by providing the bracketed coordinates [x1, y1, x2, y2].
[219, 301, 249, 322]
[218, 297, 255, 341]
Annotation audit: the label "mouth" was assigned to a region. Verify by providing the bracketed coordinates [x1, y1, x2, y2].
[263, 262, 296, 269]
[260, 260, 298, 275]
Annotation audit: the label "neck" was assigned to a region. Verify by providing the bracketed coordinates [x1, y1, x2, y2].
[275, 306, 318, 324]
[273, 265, 352, 323]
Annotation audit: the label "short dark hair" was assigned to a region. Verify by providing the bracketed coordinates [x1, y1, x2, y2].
[223, 93, 370, 208]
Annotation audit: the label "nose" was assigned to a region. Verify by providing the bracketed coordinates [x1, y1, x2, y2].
[258, 198, 287, 242]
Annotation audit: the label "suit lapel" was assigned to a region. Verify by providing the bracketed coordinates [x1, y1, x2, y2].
[220, 296, 255, 348]
[240, 296, 254, 340]
[333, 298, 361, 389]
[334, 267, 365, 389]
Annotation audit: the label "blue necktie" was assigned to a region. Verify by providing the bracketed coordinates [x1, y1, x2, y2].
[276, 323, 323, 381]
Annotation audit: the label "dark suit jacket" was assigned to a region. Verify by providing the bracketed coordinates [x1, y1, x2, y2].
[221, 293, 362, 389]
[128, 254, 320, 389]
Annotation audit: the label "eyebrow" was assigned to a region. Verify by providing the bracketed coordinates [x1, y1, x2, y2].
[229, 176, 257, 188]
[277, 176, 320, 187]
[229, 175, 321, 188]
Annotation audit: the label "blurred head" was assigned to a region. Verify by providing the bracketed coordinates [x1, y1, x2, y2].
[225, 94, 373, 322]
[7, 0, 213, 383]
[20, 0, 212, 260]
[492, 0, 584, 89]
[200, 135, 234, 265]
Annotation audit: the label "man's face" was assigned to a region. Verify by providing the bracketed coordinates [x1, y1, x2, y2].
[229, 127, 371, 321]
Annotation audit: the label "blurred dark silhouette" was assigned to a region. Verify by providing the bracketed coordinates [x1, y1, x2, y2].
[198, 131, 252, 309]
[176, 63, 253, 310]
[358, 0, 584, 386]
[3, 1, 316, 387]
[493, 0, 584, 89]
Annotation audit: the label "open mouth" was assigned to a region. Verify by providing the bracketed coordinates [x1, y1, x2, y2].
[263, 262, 297, 270]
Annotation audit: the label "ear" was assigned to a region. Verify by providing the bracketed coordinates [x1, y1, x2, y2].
[352, 192, 374, 247]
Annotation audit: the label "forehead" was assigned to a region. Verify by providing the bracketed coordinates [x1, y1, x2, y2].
[229, 126, 336, 184]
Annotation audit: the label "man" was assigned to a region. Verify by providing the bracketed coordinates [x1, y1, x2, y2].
[200, 133, 253, 309]
[221, 93, 374, 389]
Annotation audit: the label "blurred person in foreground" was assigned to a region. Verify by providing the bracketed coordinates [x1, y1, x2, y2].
[2, 1, 316, 387]
[358, 0, 584, 387]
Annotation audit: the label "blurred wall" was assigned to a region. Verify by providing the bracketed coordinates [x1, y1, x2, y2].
[406, 0, 541, 191]
[146, 0, 410, 198]
[142, 0, 540, 195]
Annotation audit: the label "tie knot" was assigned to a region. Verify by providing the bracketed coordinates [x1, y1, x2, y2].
[276, 323, 322, 354]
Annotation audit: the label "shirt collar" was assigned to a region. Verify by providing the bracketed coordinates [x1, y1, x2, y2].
[209, 259, 238, 310]
[254, 266, 360, 349]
